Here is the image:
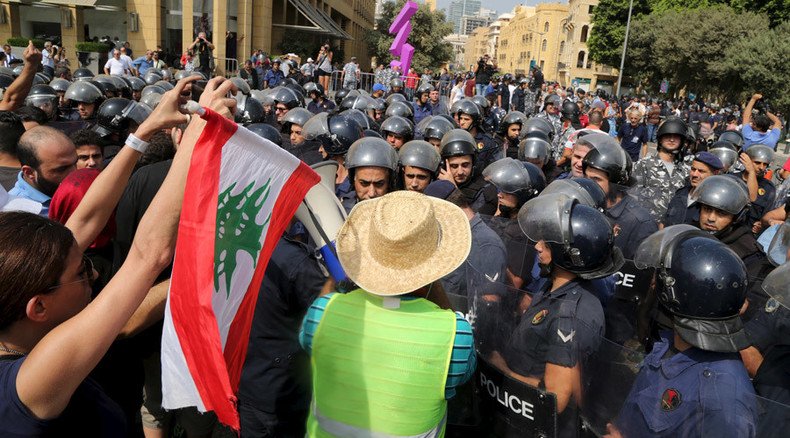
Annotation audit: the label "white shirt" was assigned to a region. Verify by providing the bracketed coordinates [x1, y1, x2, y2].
[41, 49, 55, 68]
[105, 57, 130, 75]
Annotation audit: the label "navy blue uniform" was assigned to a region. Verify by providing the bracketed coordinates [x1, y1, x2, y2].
[732, 172, 776, 224]
[605, 191, 658, 260]
[412, 101, 432, 126]
[614, 332, 758, 438]
[473, 130, 502, 171]
[442, 214, 507, 297]
[662, 184, 700, 227]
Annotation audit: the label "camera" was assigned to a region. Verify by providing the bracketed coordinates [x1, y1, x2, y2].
[754, 98, 771, 114]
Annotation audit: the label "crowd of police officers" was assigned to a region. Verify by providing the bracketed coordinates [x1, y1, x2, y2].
[3, 60, 789, 438]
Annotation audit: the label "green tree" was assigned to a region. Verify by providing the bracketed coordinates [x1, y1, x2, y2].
[719, 20, 790, 113]
[586, 0, 652, 68]
[624, 6, 766, 96]
[365, 0, 454, 71]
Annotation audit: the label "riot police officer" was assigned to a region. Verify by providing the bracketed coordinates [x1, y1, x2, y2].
[380, 115, 413, 150]
[412, 82, 434, 125]
[495, 111, 526, 159]
[302, 112, 364, 210]
[247, 123, 283, 146]
[63, 80, 104, 121]
[344, 137, 399, 211]
[92, 97, 152, 159]
[611, 225, 757, 438]
[662, 151, 723, 227]
[488, 193, 621, 433]
[398, 140, 440, 193]
[384, 101, 414, 123]
[535, 94, 563, 160]
[271, 86, 304, 126]
[438, 128, 487, 206]
[692, 174, 773, 319]
[740, 144, 776, 225]
[305, 82, 335, 114]
[419, 115, 455, 152]
[452, 99, 500, 170]
[631, 117, 694, 221]
[279, 107, 321, 164]
[23, 84, 59, 121]
[387, 77, 406, 98]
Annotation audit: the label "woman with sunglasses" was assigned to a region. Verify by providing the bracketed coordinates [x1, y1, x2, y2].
[0, 76, 238, 436]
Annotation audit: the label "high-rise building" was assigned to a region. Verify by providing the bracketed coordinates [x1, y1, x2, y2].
[460, 16, 491, 36]
[448, 0, 482, 34]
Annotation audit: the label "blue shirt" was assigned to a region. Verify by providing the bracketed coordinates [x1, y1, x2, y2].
[131, 56, 154, 75]
[263, 69, 284, 88]
[742, 124, 781, 149]
[618, 123, 648, 161]
[614, 332, 758, 438]
[412, 101, 433, 126]
[9, 172, 50, 216]
[300, 293, 476, 399]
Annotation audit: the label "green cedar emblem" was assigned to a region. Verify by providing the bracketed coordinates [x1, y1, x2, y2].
[214, 179, 272, 297]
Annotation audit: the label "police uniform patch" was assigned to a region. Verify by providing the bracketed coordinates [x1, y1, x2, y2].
[765, 298, 780, 314]
[477, 142, 484, 150]
[532, 309, 548, 325]
[661, 388, 681, 411]
[758, 188, 766, 196]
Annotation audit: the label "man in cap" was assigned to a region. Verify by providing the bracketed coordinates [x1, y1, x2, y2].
[609, 226, 757, 438]
[300, 190, 476, 438]
[300, 57, 316, 79]
[662, 151, 723, 227]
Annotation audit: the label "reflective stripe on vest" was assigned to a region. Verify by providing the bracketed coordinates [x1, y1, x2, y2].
[312, 402, 446, 438]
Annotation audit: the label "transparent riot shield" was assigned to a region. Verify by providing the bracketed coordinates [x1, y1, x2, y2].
[462, 249, 617, 438]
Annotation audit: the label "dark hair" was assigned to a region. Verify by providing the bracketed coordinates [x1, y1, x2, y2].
[0, 212, 74, 330]
[753, 114, 771, 132]
[588, 111, 603, 126]
[70, 128, 102, 148]
[14, 106, 47, 125]
[136, 130, 176, 169]
[0, 111, 25, 157]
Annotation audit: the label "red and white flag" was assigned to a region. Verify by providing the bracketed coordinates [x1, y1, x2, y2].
[161, 108, 319, 429]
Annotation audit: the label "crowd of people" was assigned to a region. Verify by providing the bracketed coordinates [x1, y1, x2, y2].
[0, 36, 789, 438]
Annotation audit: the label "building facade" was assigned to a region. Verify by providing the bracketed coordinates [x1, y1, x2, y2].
[462, 25, 487, 70]
[460, 15, 490, 36]
[497, 2, 568, 79]
[0, 0, 375, 75]
[557, 0, 618, 93]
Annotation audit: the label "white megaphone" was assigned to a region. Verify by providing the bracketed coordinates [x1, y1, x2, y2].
[295, 160, 348, 281]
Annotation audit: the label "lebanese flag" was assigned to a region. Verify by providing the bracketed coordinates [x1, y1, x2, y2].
[161, 108, 319, 430]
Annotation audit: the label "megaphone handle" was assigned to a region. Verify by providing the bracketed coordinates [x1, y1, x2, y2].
[302, 199, 346, 281]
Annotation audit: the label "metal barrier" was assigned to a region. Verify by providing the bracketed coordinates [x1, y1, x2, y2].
[215, 57, 239, 78]
[328, 69, 452, 100]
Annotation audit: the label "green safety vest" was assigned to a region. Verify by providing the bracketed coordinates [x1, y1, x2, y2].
[307, 289, 457, 438]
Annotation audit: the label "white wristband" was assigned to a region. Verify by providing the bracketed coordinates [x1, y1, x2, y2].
[125, 133, 150, 153]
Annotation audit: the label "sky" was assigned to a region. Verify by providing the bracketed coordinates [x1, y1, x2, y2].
[434, 0, 546, 18]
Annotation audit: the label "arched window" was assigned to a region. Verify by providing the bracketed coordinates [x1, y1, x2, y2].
[577, 51, 585, 68]
[559, 41, 565, 53]
[580, 25, 589, 43]
[542, 39, 547, 51]
[544, 22, 549, 32]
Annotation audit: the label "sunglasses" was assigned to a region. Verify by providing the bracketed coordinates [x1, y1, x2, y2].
[48, 256, 94, 290]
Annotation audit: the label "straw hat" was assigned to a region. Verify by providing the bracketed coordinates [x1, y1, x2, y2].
[336, 191, 471, 296]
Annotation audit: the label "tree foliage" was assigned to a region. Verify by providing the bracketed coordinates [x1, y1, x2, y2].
[365, 0, 454, 71]
[626, 6, 766, 96]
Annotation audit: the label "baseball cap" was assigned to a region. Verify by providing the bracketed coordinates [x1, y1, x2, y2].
[693, 151, 724, 171]
[373, 83, 387, 92]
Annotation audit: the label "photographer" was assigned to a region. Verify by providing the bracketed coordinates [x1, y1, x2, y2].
[188, 31, 214, 78]
[475, 55, 493, 97]
[742, 93, 782, 150]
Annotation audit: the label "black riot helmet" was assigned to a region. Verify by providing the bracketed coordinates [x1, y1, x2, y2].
[560, 100, 580, 122]
[127, 76, 147, 92]
[304, 82, 325, 98]
[745, 144, 774, 165]
[64, 81, 104, 104]
[416, 82, 434, 98]
[334, 88, 350, 106]
[544, 94, 562, 109]
[471, 95, 490, 113]
[33, 73, 50, 86]
[390, 77, 404, 89]
[385, 101, 414, 120]
[0, 74, 13, 90]
[380, 116, 414, 142]
[519, 193, 624, 279]
[497, 111, 527, 136]
[93, 97, 152, 137]
[520, 117, 554, 142]
[422, 116, 455, 142]
[24, 84, 59, 119]
[580, 133, 633, 185]
[453, 99, 482, 126]
[92, 75, 119, 97]
[440, 129, 477, 160]
[272, 86, 304, 109]
[143, 70, 163, 86]
[230, 77, 251, 96]
[72, 68, 95, 81]
[399, 140, 441, 173]
[518, 136, 552, 167]
[302, 112, 364, 157]
[689, 174, 750, 218]
[363, 129, 383, 138]
[762, 261, 790, 311]
[483, 158, 543, 206]
[657, 117, 690, 153]
[541, 178, 607, 211]
[634, 225, 749, 352]
[247, 123, 283, 146]
[345, 137, 400, 184]
[341, 94, 372, 112]
[141, 84, 166, 98]
[367, 97, 386, 112]
[235, 95, 265, 125]
[139, 92, 162, 110]
[385, 92, 408, 106]
[718, 130, 744, 148]
[342, 108, 379, 131]
[708, 144, 739, 171]
[280, 107, 313, 133]
[49, 78, 72, 93]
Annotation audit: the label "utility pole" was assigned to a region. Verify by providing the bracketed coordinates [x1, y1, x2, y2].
[615, 0, 634, 97]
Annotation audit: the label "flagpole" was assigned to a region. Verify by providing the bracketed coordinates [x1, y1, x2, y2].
[615, 0, 633, 97]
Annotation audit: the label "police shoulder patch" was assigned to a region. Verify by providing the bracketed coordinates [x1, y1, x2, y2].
[766, 298, 780, 314]
[758, 188, 766, 196]
[532, 309, 548, 325]
[477, 142, 484, 150]
[661, 388, 682, 411]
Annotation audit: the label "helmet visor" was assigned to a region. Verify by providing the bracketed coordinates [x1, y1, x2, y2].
[121, 100, 152, 125]
[517, 193, 575, 244]
[633, 224, 711, 270]
[302, 112, 330, 141]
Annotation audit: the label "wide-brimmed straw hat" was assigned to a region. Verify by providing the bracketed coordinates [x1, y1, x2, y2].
[336, 191, 471, 296]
